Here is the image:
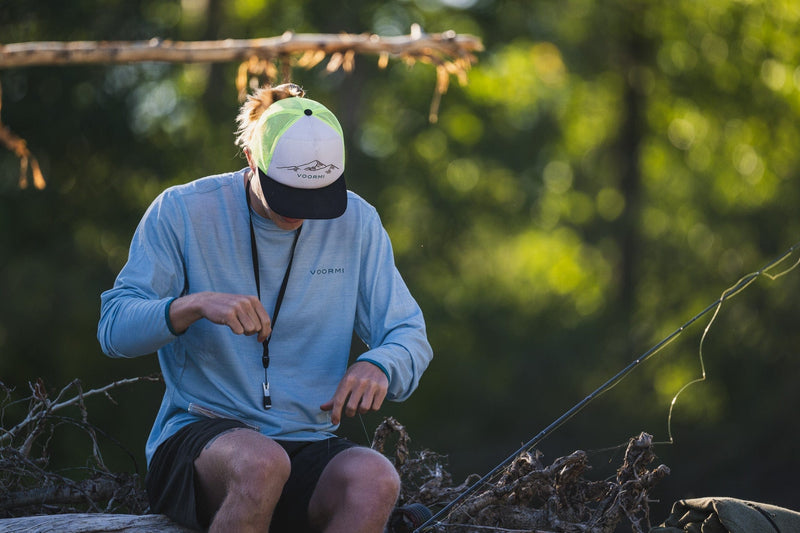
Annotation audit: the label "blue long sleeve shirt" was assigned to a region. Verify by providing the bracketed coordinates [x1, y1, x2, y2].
[97, 169, 433, 465]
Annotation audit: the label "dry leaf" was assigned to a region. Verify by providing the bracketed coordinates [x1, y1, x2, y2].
[326, 52, 344, 72]
[378, 52, 389, 69]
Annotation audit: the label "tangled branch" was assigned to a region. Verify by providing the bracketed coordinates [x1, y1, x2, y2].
[0, 376, 161, 518]
[1, 383, 667, 532]
[374, 420, 670, 533]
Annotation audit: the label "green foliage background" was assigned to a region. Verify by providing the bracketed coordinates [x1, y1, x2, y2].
[2, 0, 800, 523]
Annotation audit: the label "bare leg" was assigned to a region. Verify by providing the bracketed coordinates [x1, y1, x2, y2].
[194, 428, 291, 533]
[308, 447, 401, 533]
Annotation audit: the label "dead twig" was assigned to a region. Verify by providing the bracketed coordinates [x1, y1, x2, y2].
[1, 376, 162, 447]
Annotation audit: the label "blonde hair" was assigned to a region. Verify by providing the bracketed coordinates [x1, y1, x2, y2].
[234, 83, 306, 151]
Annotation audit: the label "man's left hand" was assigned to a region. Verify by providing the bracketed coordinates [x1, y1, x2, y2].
[320, 361, 388, 425]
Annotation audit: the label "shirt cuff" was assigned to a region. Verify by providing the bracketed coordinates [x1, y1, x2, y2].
[164, 297, 183, 336]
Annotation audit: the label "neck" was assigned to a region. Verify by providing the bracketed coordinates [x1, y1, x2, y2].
[245, 171, 269, 218]
[245, 170, 305, 231]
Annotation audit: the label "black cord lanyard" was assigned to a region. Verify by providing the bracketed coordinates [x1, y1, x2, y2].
[245, 177, 301, 409]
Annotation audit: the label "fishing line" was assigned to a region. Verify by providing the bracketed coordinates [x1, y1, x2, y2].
[664, 247, 800, 444]
[358, 413, 372, 445]
[414, 239, 800, 533]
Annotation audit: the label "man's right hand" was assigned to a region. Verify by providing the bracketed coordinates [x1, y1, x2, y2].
[169, 292, 272, 342]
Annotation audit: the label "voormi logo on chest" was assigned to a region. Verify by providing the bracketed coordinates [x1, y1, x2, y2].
[310, 267, 345, 275]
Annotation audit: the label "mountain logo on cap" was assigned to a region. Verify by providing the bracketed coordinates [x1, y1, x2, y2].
[278, 160, 340, 174]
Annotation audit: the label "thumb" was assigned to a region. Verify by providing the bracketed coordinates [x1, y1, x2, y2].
[320, 400, 333, 411]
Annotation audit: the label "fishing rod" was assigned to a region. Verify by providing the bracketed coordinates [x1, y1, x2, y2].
[413, 240, 800, 532]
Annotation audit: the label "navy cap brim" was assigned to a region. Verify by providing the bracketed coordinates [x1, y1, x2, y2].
[258, 167, 347, 220]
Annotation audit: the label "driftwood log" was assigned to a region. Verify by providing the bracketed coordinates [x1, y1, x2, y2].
[0, 513, 194, 533]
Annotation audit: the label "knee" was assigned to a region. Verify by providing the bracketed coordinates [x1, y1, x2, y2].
[369, 455, 402, 503]
[345, 449, 401, 504]
[229, 444, 291, 504]
[310, 448, 401, 530]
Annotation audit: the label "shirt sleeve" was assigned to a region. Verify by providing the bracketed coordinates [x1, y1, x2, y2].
[97, 190, 187, 358]
[354, 206, 433, 401]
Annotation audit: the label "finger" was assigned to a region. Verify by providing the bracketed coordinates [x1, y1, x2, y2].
[320, 387, 342, 423]
[222, 314, 245, 335]
[354, 383, 379, 415]
[331, 392, 348, 425]
[344, 381, 369, 419]
[236, 309, 259, 335]
[357, 392, 374, 414]
[213, 298, 253, 335]
[251, 301, 272, 342]
[233, 297, 269, 338]
[360, 381, 388, 414]
[326, 381, 354, 425]
[369, 386, 387, 412]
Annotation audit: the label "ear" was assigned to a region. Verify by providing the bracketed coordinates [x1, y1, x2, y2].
[244, 147, 256, 170]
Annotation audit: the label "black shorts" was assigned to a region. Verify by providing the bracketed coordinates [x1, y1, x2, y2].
[145, 418, 360, 532]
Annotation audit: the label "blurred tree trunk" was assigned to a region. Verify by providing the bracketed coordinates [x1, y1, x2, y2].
[614, 9, 648, 345]
[202, 0, 229, 121]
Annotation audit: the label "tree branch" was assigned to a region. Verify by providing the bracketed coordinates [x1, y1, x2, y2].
[0, 28, 482, 186]
[0, 30, 482, 69]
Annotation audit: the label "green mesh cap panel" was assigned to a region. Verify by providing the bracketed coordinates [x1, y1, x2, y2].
[253, 97, 343, 175]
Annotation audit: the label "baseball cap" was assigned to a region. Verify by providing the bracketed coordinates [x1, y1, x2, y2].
[251, 96, 346, 219]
